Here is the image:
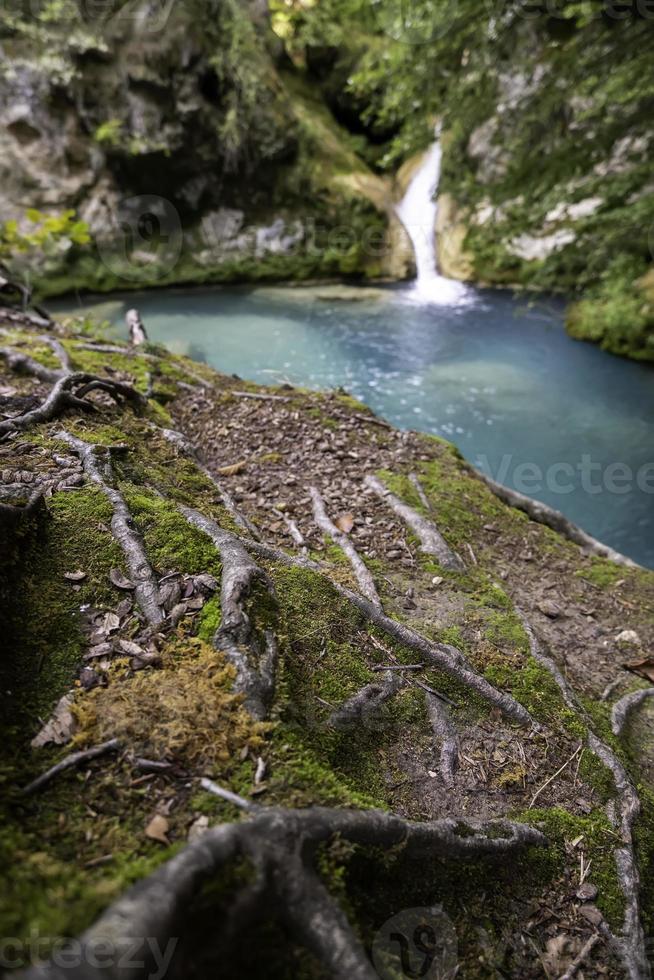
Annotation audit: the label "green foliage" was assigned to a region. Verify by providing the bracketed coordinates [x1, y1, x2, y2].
[0, 209, 90, 297]
[93, 118, 123, 146]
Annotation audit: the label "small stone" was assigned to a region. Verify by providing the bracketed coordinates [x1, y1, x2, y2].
[576, 882, 599, 902]
[431, 576, 444, 586]
[616, 629, 641, 647]
[188, 815, 210, 843]
[578, 904, 603, 926]
[79, 667, 102, 691]
[576, 798, 593, 814]
[539, 600, 562, 619]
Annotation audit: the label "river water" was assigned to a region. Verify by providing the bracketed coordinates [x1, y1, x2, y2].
[59, 145, 654, 569]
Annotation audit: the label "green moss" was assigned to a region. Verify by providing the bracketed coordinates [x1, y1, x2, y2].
[516, 808, 624, 929]
[198, 596, 222, 642]
[575, 558, 628, 589]
[124, 490, 223, 575]
[483, 610, 529, 653]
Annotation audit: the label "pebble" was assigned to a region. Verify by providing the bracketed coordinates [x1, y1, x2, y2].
[616, 629, 641, 647]
[576, 882, 599, 902]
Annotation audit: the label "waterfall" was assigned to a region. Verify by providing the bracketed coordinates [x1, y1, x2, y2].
[396, 136, 470, 305]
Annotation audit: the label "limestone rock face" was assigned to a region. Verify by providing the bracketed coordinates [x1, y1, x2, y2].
[0, 2, 399, 294]
[436, 193, 474, 281]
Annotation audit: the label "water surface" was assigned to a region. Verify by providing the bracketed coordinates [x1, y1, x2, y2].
[63, 283, 654, 569]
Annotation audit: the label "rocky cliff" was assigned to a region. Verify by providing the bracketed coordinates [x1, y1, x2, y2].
[0, 0, 412, 296]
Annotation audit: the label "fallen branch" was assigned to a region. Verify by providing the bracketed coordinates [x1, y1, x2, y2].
[20, 804, 545, 980]
[476, 471, 639, 569]
[558, 933, 601, 980]
[200, 777, 256, 812]
[310, 485, 381, 606]
[611, 688, 654, 737]
[57, 431, 164, 626]
[22, 739, 121, 795]
[179, 506, 278, 720]
[364, 473, 464, 572]
[409, 471, 432, 512]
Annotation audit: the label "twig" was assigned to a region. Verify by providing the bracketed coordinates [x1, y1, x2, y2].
[23, 739, 121, 795]
[231, 391, 290, 403]
[529, 744, 582, 809]
[200, 777, 256, 811]
[557, 933, 601, 980]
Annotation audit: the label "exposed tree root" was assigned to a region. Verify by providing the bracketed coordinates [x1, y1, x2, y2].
[425, 691, 459, 785]
[364, 473, 464, 572]
[0, 346, 64, 384]
[58, 432, 164, 627]
[611, 688, 654, 737]
[310, 485, 381, 606]
[223, 529, 535, 728]
[272, 506, 306, 549]
[38, 334, 72, 373]
[0, 372, 144, 436]
[517, 614, 649, 980]
[476, 471, 639, 569]
[328, 671, 403, 730]
[179, 506, 278, 720]
[0, 486, 46, 525]
[409, 471, 432, 511]
[20, 805, 545, 980]
[158, 425, 261, 540]
[22, 739, 121, 796]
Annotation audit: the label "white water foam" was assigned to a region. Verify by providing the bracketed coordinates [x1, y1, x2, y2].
[396, 138, 472, 306]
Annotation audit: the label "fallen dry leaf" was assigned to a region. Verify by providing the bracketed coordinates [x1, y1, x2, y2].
[31, 693, 76, 747]
[623, 657, 654, 683]
[118, 639, 145, 658]
[335, 512, 354, 533]
[102, 612, 121, 634]
[64, 569, 87, 583]
[145, 814, 170, 845]
[109, 568, 134, 590]
[216, 459, 248, 476]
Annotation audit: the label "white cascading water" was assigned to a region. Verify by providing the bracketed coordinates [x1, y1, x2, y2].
[396, 137, 470, 305]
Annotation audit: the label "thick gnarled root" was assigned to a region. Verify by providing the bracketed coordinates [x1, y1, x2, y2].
[18, 805, 546, 980]
[0, 372, 145, 437]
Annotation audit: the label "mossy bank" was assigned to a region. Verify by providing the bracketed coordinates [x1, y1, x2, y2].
[1, 309, 653, 977]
